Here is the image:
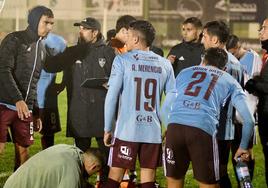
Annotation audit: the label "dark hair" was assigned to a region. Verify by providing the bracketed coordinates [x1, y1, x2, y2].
[183, 17, 202, 28]
[129, 20, 155, 47]
[226, 34, 239, 50]
[106, 29, 116, 42]
[96, 31, 103, 41]
[203, 21, 229, 44]
[85, 148, 105, 168]
[115, 15, 136, 33]
[204, 47, 228, 69]
[42, 8, 54, 18]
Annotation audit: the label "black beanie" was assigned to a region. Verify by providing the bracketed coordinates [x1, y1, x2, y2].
[27, 6, 53, 35]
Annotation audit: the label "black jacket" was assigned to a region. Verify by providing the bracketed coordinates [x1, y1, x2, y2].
[168, 41, 204, 77]
[0, 28, 44, 110]
[45, 39, 115, 137]
[255, 62, 268, 115]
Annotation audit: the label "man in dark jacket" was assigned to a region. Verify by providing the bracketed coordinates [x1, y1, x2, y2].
[245, 18, 268, 186]
[44, 17, 115, 186]
[167, 17, 204, 77]
[0, 6, 54, 170]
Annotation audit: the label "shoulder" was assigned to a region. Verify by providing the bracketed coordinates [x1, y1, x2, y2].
[1, 32, 20, 44]
[170, 42, 184, 51]
[227, 52, 240, 64]
[0, 32, 22, 52]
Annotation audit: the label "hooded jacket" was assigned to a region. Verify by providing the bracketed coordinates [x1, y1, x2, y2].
[0, 6, 49, 110]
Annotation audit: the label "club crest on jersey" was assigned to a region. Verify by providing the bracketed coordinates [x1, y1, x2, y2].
[133, 54, 139, 60]
[98, 58, 106, 67]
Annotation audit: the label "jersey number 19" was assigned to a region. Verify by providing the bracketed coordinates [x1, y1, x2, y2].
[134, 77, 157, 111]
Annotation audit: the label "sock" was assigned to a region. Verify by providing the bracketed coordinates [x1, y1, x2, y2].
[219, 174, 232, 188]
[248, 159, 255, 180]
[103, 178, 120, 188]
[141, 182, 155, 188]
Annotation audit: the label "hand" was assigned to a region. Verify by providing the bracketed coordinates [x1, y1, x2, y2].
[103, 131, 113, 147]
[102, 82, 108, 90]
[15, 100, 30, 120]
[167, 55, 176, 64]
[234, 147, 250, 162]
[52, 83, 65, 95]
[244, 79, 256, 94]
[33, 117, 42, 132]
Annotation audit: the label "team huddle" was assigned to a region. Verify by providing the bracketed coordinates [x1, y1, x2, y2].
[1, 4, 268, 188]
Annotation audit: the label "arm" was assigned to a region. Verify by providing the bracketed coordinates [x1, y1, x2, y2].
[104, 57, 123, 146]
[103, 46, 116, 77]
[161, 62, 176, 126]
[166, 47, 177, 65]
[0, 34, 31, 119]
[231, 87, 255, 150]
[254, 64, 268, 93]
[44, 43, 88, 73]
[0, 34, 24, 104]
[161, 91, 177, 127]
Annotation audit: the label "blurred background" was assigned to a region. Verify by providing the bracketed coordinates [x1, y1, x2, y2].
[0, 0, 268, 51]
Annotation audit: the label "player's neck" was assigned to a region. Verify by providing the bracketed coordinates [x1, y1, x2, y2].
[132, 45, 149, 51]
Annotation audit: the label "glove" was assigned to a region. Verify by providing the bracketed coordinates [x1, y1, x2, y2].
[244, 79, 256, 94]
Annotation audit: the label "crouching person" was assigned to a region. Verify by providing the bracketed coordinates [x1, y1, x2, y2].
[4, 144, 105, 188]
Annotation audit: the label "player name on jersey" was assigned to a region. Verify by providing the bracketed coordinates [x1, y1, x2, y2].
[192, 66, 224, 76]
[131, 64, 162, 73]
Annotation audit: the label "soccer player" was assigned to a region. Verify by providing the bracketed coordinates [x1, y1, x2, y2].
[37, 33, 67, 149]
[201, 21, 244, 188]
[161, 47, 254, 188]
[109, 15, 136, 54]
[103, 20, 175, 188]
[226, 34, 262, 183]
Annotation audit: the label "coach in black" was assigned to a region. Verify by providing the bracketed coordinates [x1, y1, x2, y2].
[44, 17, 115, 186]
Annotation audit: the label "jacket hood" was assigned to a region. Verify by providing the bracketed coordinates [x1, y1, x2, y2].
[27, 6, 52, 37]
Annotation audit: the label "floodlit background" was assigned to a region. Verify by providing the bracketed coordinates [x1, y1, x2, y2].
[0, 0, 268, 50]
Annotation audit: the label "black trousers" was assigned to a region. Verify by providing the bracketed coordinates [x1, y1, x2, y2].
[258, 113, 268, 187]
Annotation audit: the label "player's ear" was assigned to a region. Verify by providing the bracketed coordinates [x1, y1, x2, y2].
[212, 36, 219, 46]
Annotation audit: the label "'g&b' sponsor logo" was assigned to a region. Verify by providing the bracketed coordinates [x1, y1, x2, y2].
[136, 115, 153, 124]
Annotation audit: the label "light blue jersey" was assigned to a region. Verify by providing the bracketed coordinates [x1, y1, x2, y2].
[240, 49, 262, 80]
[217, 52, 243, 140]
[37, 33, 66, 108]
[105, 50, 175, 143]
[236, 49, 262, 122]
[161, 65, 254, 149]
